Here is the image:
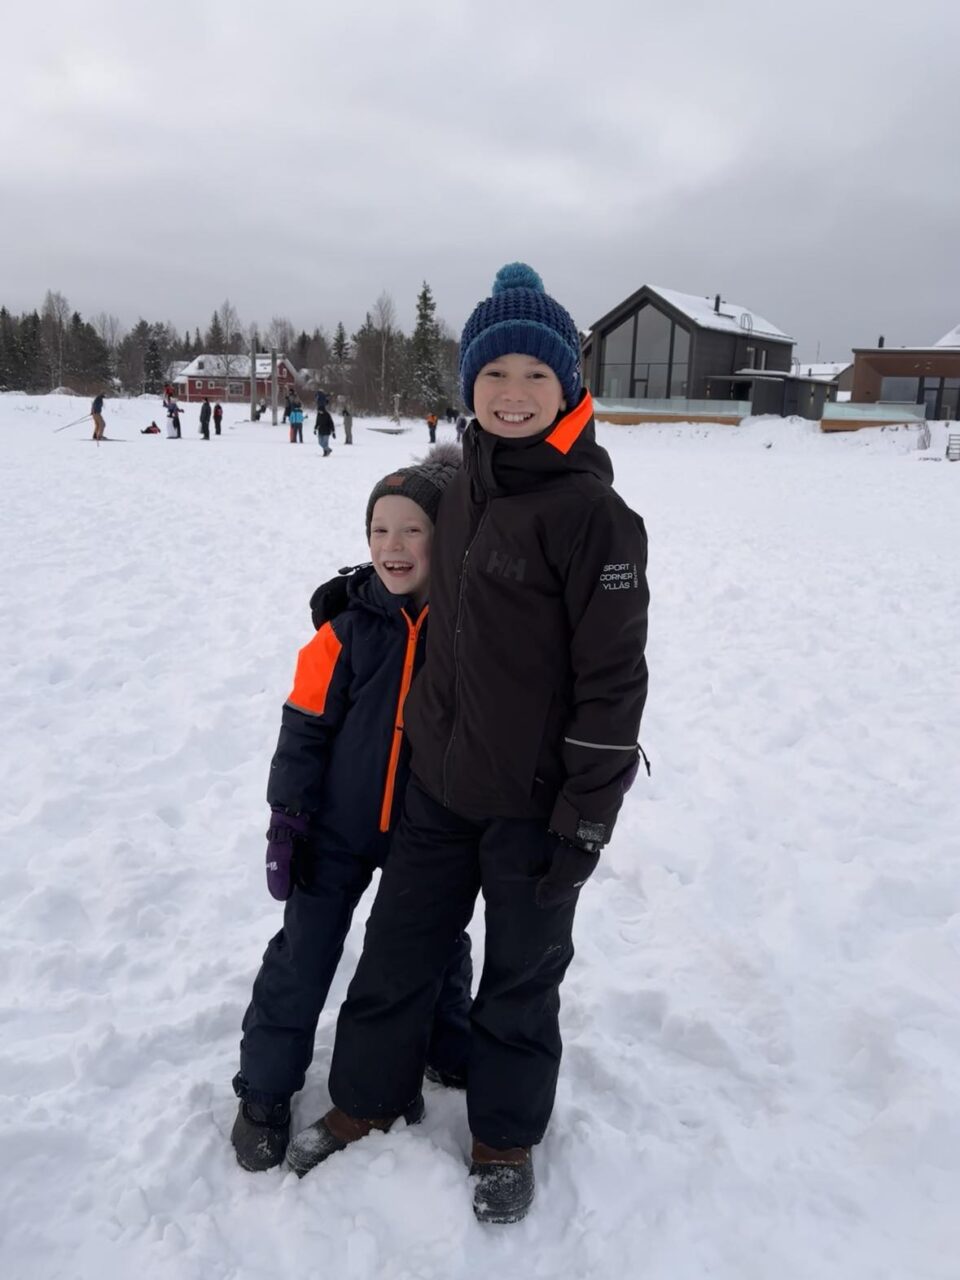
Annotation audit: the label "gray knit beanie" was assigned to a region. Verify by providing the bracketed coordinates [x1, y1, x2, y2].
[365, 442, 461, 538]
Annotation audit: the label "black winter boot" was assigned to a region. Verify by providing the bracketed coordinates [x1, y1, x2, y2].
[285, 1094, 425, 1178]
[470, 1140, 535, 1224]
[230, 1099, 291, 1172]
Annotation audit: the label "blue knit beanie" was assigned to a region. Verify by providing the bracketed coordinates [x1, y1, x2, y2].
[459, 263, 582, 413]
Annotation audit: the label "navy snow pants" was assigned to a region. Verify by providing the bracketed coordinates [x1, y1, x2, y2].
[328, 779, 581, 1149]
[236, 841, 473, 1107]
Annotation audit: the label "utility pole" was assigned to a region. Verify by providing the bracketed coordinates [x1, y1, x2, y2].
[271, 349, 278, 426]
[250, 341, 257, 421]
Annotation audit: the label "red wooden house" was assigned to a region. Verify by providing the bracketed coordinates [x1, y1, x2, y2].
[174, 354, 299, 403]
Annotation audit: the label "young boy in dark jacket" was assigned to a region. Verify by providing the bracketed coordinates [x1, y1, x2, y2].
[231, 445, 471, 1172]
[286, 264, 649, 1223]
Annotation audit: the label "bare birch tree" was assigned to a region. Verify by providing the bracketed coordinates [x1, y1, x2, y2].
[372, 291, 397, 415]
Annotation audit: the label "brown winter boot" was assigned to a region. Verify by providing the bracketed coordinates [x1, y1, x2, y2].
[470, 1139, 535, 1224]
[285, 1095, 425, 1178]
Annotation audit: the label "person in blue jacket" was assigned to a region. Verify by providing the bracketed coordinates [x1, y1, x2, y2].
[230, 443, 471, 1172]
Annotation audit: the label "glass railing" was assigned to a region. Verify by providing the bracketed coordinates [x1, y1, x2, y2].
[820, 401, 926, 422]
[594, 397, 751, 416]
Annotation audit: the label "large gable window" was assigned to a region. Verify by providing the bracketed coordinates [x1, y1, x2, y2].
[599, 302, 690, 400]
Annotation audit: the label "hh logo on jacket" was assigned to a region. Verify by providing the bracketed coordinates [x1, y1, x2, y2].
[600, 562, 639, 590]
[486, 549, 527, 583]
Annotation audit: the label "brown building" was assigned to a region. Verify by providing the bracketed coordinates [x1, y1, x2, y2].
[851, 324, 960, 420]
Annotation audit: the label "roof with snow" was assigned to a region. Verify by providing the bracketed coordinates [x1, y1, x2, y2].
[647, 286, 793, 344]
[794, 361, 851, 381]
[175, 353, 294, 379]
[934, 323, 960, 348]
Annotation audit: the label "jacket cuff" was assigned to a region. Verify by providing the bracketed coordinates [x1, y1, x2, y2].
[548, 792, 582, 843]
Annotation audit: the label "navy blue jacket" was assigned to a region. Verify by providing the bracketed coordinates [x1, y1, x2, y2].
[266, 569, 427, 864]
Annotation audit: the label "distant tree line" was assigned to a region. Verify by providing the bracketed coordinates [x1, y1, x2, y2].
[0, 283, 459, 415]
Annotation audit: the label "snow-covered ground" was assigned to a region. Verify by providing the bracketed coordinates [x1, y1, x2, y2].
[2, 394, 958, 1280]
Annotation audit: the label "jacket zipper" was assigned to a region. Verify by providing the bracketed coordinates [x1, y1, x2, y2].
[442, 502, 489, 805]
[379, 607, 428, 832]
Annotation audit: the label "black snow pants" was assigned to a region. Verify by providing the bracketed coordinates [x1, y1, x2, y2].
[236, 840, 473, 1107]
[328, 779, 580, 1149]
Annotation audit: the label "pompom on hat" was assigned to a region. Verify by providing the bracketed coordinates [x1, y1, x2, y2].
[365, 442, 461, 538]
[458, 263, 583, 413]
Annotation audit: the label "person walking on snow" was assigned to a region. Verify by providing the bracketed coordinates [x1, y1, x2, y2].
[230, 445, 472, 1173]
[285, 263, 650, 1225]
[315, 406, 335, 455]
[213, 402, 223, 435]
[91, 391, 106, 441]
[199, 398, 211, 440]
[164, 395, 182, 439]
[426, 411, 438, 444]
[342, 404, 353, 445]
[289, 398, 304, 443]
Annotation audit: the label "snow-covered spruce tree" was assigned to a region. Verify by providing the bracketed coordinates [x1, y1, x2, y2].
[0, 307, 13, 389]
[205, 310, 225, 353]
[18, 311, 50, 392]
[410, 281, 445, 414]
[66, 312, 111, 392]
[144, 337, 163, 394]
[331, 321, 351, 398]
[332, 321, 349, 365]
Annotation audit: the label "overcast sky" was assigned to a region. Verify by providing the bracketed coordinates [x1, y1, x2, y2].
[3, 0, 958, 360]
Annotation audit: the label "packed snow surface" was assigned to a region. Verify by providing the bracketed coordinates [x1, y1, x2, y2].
[1, 395, 958, 1280]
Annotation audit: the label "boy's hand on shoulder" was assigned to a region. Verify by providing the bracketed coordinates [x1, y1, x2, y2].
[535, 834, 602, 910]
[265, 809, 309, 900]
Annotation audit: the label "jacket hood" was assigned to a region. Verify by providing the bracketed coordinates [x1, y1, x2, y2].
[347, 563, 419, 621]
[465, 391, 613, 496]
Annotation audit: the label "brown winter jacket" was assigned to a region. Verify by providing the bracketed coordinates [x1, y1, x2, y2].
[404, 391, 649, 845]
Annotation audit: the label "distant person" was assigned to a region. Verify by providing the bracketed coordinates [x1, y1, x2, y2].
[165, 397, 182, 439]
[315, 406, 335, 456]
[214, 402, 223, 435]
[289, 398, 304, 444]
[445, 406, 456, 424]
[141, 421, 161, 435]
[426, 411, 438, 444]
[199, 398, 212, 440]
[455, 412, 468, 444]
[342, 404, 353, 445]
[91, 391, 106, 442]
[283, 392, 292, 424]
[315, 389, 329, 412]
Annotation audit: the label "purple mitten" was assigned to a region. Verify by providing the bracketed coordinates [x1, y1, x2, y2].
[264, 809, 309, 900]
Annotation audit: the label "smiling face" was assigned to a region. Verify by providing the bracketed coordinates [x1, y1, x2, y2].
[369, 495, 433, 607]
[472, 353, 566, 439]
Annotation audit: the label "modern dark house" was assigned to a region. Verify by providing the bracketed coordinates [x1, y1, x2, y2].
[850, 324, 960, 420]
[582, 285, 832, 420]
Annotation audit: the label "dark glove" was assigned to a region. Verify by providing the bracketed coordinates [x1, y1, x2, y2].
[535, 836, 600, 909]
[265, 809, 309, 900]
